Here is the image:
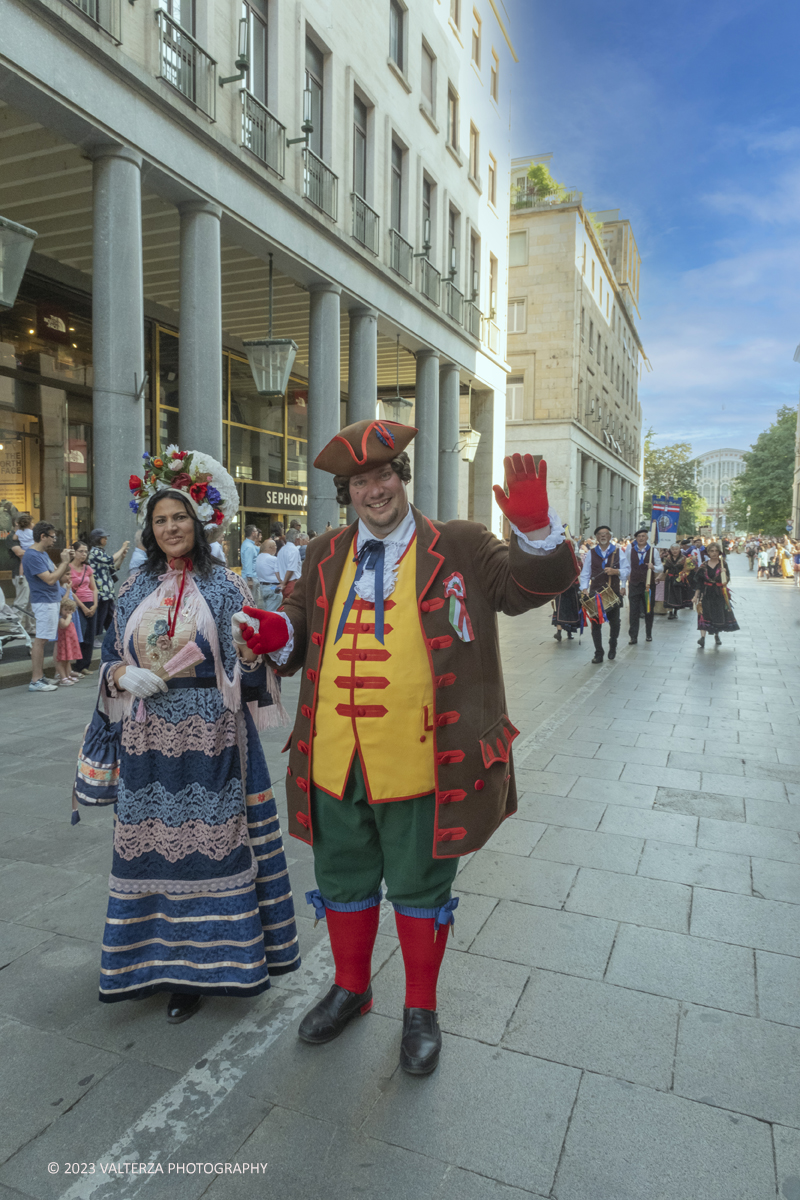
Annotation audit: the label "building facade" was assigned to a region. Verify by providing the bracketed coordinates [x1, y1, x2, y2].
[504, 155, 644, 539]
[0, 0, 516, 583]
[693, 448, 746, 534]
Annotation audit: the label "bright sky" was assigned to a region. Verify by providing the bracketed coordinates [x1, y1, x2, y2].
[507, 0, 800, 457]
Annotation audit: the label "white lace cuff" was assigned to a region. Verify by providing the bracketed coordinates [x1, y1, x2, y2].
[512, 508, 566, 556]
[267, 612, 295, 667]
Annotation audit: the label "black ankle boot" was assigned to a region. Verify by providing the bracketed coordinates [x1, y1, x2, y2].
[591, 651, 604, 664]
[608, 643, 617, 660]
[166, 993, 202, 1024]
[400, 1007, 442, 1075]
[554, 629, 562, 641]
[298, 983, 373, 1044]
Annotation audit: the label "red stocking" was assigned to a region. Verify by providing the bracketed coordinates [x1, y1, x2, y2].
[326, 905, 380, 995]
[394, 913, 450, 1010]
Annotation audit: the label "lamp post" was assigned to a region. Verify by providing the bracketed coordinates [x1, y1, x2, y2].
[0, 216, 37, 309]
[242, 253, 298, 397]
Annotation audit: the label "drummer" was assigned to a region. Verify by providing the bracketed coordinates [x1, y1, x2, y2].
[579, 524, 630, 663]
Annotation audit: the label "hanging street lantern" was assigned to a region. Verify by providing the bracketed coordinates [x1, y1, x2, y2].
[242, 251, 298, 396]
[242, 336, 298, 396]
[0, 215, 37, 310]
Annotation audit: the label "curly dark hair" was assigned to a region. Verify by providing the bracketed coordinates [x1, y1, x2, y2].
[141, 489, 217, 577]
[333, 452, 412, 506]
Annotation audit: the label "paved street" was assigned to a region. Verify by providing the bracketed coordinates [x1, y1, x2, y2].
[1, 554, 799, 1200]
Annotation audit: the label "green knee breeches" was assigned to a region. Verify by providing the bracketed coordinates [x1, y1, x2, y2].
[310, 756, 459, 908]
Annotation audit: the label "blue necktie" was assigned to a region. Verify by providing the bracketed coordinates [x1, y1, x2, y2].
[335, 539, 386, 644]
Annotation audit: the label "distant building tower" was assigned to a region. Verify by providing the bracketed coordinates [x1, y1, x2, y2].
[505, 155, 645, 538]
[693, 449, 746, 533]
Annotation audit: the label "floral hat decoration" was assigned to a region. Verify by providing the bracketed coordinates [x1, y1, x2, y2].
[129, 445, 239, 529]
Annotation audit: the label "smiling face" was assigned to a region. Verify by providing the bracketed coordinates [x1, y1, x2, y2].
[595, 528, 612, 548]
[348, 463, 409, 538]
[151, 495, 196, 562]
[635, 531, 649, 549]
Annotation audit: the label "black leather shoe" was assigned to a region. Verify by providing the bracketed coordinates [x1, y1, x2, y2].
[166, 993, 201, 1024]
[591, 652, 604, 664]
[298, 983, 373, 1044]
[629, 638, 638, 645]
[608, 644, 617, 660]
[554, 629, 562, 641]
[400, 1007, 442, 1075]
[646, 635, 653, 642]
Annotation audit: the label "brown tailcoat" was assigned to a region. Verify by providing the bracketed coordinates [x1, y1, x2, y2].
[279, 506, 579, 858]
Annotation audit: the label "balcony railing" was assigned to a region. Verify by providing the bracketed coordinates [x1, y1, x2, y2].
[64, 0, 121, 40]
[482, 316, 500, 353]
[351, 194, 380, 255]
[156, 10, 216, 120]
[418, 257, 441, 306]
[511, 186, 581, 212]
[442, 280, 464, 325]
[389, 229, 413, 282]
[241, 90, 285, 178]
[464, 300, 482, 339]
[303, 148, 338, 220]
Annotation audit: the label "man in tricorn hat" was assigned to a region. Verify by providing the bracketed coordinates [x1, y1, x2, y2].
[238, 419, 578, 1074]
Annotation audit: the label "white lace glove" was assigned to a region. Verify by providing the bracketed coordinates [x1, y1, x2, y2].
[116, 667, 168, 698]
[231, 610, 259, 647]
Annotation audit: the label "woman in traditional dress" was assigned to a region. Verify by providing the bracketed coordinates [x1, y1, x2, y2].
[661, 544, 693, 620]
[693, 542, 739, 649]
[82, 449, 299, 1023]
[551, 580, 582, 641]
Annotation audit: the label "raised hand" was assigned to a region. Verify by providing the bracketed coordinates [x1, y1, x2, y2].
[492, 453, 550, 533]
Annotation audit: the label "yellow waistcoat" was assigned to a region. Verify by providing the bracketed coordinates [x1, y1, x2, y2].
[312, 536, 435, 802]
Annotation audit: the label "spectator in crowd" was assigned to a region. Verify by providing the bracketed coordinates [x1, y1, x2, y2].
[128, 530, 147, 573]
[70, 539, 99, 675]
[271, 521, 286, 550]
[297, 533, 310, 563]
[88, 527, 130, 639]
[22, 521, 74, 693]
[55, 595, 82, 685]
[9, 515, 34, 620]
[240, 524, 262, 602]
[276, 534, 302, 600]
[206, 524, 227, 565]
[254, 538, 283, 611]
[285, 518, 303, 544]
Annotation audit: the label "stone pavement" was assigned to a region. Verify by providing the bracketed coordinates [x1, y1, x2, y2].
[1, 554, 799, 1200]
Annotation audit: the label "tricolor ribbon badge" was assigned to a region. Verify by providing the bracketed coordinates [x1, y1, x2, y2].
[442, 572, 474, 642]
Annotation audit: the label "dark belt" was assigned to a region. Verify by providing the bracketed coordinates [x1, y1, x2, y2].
[166, 677, 217, 690]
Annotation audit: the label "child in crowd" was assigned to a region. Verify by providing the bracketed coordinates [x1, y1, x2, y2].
[56, 595, 82, 685]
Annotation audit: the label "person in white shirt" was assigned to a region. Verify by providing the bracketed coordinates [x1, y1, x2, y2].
[254, 539, 283, 611]
[579, 525, 630, 662]
[128, 531, 148, 574]
[205, 525, 227, 565]
[626, 529, 662, 644]
[276, 538, 302, 600]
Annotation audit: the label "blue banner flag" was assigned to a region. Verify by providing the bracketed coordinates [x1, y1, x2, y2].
[651, 495, 682, 546]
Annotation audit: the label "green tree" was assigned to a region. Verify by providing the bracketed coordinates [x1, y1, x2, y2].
[728, 405, 797, 535]
[642, 429, 707, 535]
[523, 162, 570, 202]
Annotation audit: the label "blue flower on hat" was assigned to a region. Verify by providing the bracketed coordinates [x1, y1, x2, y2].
[129, 499, 139, 513]
[206, 485, 221, 505]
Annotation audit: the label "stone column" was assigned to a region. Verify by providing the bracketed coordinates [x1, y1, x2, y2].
[347, 306, 377, 426]
[414, 349, 439, 518]
[598, 464, 611, 524]
[89, 145, 145, 555]
[618, 479, 628, 536]
[308, 282, 342, 533]
[178, 200, 223, 459]
[609, 472, 620, 533]
[582, 457, 599, 532]
[438, 361, 460, 521]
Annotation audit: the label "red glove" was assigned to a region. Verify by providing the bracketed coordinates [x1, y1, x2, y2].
[492, 453, 550, 533]
[241, 606, 291, 656]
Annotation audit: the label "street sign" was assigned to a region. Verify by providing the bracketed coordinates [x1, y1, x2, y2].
[786, 522, 793, 532]
[698, 525, 712, 536]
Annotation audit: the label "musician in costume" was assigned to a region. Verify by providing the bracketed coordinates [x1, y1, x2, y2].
[578, 525, 629, 663]
[626, 528, 661, 644]
[238, 420, 578, 1074]
[77, 450, 299, 1024]
[661, 543, 693, 620]
[693, 542, 739, 648]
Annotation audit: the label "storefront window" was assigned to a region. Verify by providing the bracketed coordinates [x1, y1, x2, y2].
[229, 355, 283, 433]
[229, 425, 283, 482]
[287, 383, 308, 439]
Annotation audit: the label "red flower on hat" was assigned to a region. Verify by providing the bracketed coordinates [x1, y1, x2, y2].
[211, 509, 224, 526]
[129, 474, 143, 492]
[171, 472, 192, 490]
[190, 482, 208, 503]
